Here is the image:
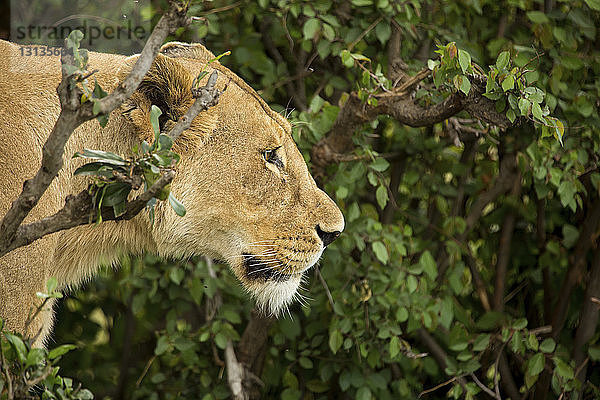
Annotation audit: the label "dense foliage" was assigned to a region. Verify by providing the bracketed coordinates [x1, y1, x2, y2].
[4, 0, 600, 399]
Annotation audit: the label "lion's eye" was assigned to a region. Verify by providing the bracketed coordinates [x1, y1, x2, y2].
[262, 147, 284, 169]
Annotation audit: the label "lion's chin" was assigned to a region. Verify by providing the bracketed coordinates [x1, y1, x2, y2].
[240, 273, 303, 316]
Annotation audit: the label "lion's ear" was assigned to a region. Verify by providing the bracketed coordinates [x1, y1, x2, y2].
[121, 53, 217, 150]
[160, 42, 216, 62]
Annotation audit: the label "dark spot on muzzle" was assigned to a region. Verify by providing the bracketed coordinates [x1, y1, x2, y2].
[243, 253, 290, 282]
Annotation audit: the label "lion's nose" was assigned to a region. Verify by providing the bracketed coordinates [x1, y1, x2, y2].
[316, 225, 341, 247]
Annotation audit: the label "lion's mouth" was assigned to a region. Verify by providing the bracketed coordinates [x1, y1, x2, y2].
[242, 253, 292, 282]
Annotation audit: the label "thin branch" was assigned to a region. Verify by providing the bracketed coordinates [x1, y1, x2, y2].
[470, 372, 500, 399]
[415, 329, 469, 391]
[418, 376, 458, 398]
[315, 266, 335, 310]
[493, 173, 521, 311]
[0, 170, 175, 258]
[0, 336, 14, 400]
[95, 2, 190, 115]
[225, 340, 248, 400]
[572, 245, 600, 383]
[169, 70, 225, 142]
[551, 199, 600, 340]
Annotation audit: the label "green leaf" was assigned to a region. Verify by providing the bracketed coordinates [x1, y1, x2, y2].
[540, 338, 556, 353]
[96, 113, 109, 128]
[527, 333, 539, 351]
[329, 330, 343, 354]
[48, 344, 77, 360]
[155, 336, 170, 355]
[158, 135, 173, 151]
[73, 149, 126, 165]
[303, 18, 321, 40]
[281, 388, 302, 400]
[553, 357, 574, 380]
[376, 185, 388, 209]
[169, 268, 185, 285]
[375, 22, 391, 44]
[518, 98, 531, 116]
[502, 75, 515, 91]
[584, 0, 600, 10]
[168, 193, 186, 217]
[588, 346, 600, 361]
[526, 354, 545, 386]
[496, 51, 510, 70]
[389, 336, 400, 358]
[406, 275, 418, 293]
[527, 11, 550, 24]
[458, 49, 471, 73]
[101, 183, 131, 207]
[46, 277, 58, 293]
[356, 386, 372, 400]
[92, 80, 108, 101]
[512, 318, 528, 330]
[472, 334, 491, 352]
[459, 75, 471, 95]
[341, 50, 354, 68]
[370, 158, 390, 172]
[25, 348, 47, 368]
[150, 105, 162, 140]
[419, 251, 437, 280]
[66, 30, 83, 50]
[4, 333, 27, 363]
[372, 241, 388, 264]
[299, 356, 313, 369]
[532, 102, 543, 121]
[506, 109, 516, 123]
[427, 59, 440, 70]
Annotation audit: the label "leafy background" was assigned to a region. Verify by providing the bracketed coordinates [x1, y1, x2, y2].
[32, 0, 600, 399]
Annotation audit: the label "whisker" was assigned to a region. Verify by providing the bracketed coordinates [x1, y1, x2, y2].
[248, 265, 280, 275]
[247, 260, 281, 267]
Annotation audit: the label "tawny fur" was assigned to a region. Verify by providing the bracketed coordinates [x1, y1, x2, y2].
[0, 40, 344, 346]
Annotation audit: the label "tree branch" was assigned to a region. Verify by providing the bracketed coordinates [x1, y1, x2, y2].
[0, 0, 190, 254]
[0, 171, 175, 258]
[225, 340, 248, 400]
[572, 245, 600, 384]
[169, 70, 225, 142]
[493, 174, 521, 311]
[415, 329, 469, 391]
[551, 199, 600, 339]
[311, 72, 512, 167]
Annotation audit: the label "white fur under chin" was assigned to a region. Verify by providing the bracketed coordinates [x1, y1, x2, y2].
[248, 275, 303, 316]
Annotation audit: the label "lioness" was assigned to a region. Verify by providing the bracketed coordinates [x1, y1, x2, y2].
[0, 40, 344, 344]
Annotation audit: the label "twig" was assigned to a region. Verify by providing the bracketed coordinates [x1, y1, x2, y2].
[572, 245, 600, 383]
[168, 70, 226, 141]
[0, 335, 14, 400]
[24, 364, 52, 387]
[415, 329, 468, 391]
[135, 355, 156, 387]
[199, 1, 242, 15]
[470, 372, 500, 399]
[347, 16, 384, 52]
[493, 172, 521, 311]
[315, 266, 335, 310]
[418, 376, 458, 398]
[225, 340, 248, 400]
[494, 340, 508, 399]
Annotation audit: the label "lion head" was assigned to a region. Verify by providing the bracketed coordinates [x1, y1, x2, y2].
[120, 43, 344, 314]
